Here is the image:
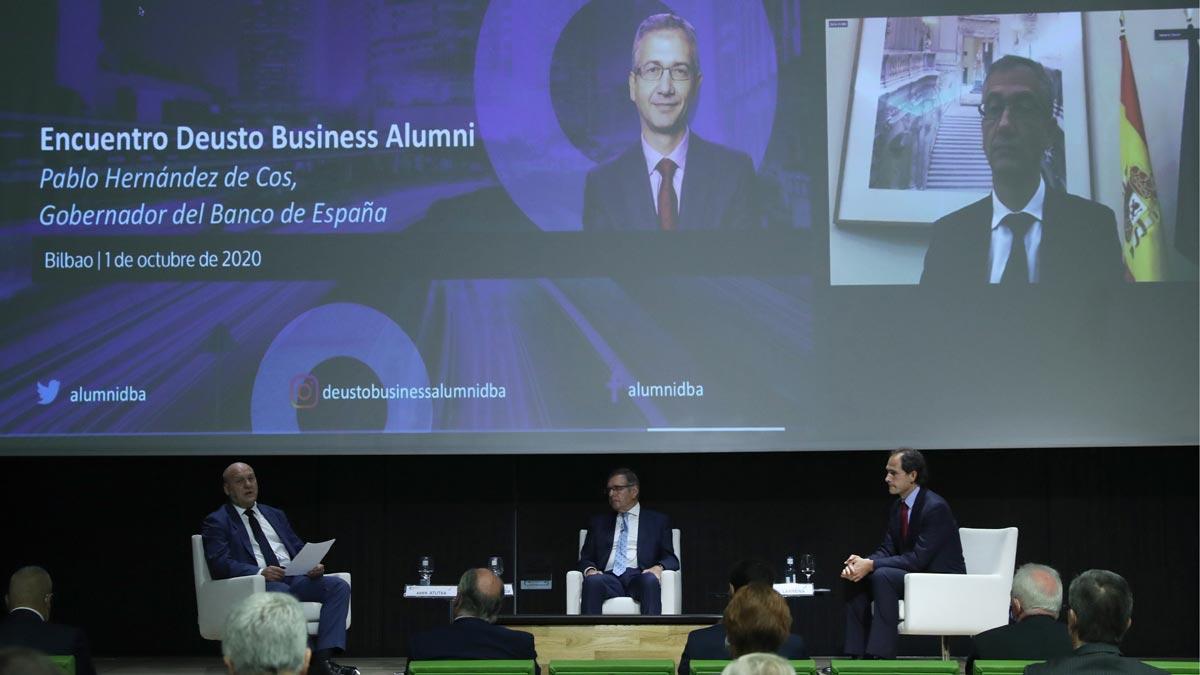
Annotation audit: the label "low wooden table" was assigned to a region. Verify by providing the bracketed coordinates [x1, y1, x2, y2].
[498, 615, 721, 671]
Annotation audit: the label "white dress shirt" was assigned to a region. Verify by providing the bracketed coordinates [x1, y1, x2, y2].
[641, 131, 689, 215]
[238, 503, 292, 570]
[604, 502, 641, 571]
[989, 177, 1046, 283]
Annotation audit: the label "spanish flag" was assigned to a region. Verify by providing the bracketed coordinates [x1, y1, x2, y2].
[1119, 33, 1167, 281]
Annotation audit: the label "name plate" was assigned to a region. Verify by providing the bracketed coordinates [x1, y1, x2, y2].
[404, 584, 514, 598]
[773, 582, 815, 597]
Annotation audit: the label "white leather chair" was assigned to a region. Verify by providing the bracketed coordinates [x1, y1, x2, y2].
[192, 534, 352, 640]
[897, 526, 1019, 657]
[565, 528, 681, 615]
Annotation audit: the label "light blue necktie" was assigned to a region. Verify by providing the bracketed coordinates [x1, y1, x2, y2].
[613, 512, 629, 575]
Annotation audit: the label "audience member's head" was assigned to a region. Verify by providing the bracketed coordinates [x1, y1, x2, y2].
[1011, 563, 1063, 620]
[0, 647, 62, 675]
[1067, 569, 1134, 647]
[728, 559, 775, 596]
[222, 592, 311, 675]
[453, 568, 504, 623]
[723, 583, 792, 658]
[720, 652, 796, 675]
[5, 567, 53, 619]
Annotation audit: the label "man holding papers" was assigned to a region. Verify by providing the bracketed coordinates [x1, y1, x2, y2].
[202, 462, 357, 675]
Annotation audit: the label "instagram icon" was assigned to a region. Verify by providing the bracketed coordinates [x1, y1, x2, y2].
[289, 374, 319, 409]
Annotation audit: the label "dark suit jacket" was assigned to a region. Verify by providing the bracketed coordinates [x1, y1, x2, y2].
[582, 133, 760, 230]
[920, 189, 1124, 285]
[0, 608, 96, 675]
[1024, 642, 1167, 674]
[202, 502, 304, 579]
[577, 507, 680, 573]
[869, 487, 965, 574]
[408, 617, 539, 675]
[968, 615, 1072, 674]
[678, 623, 808, 675]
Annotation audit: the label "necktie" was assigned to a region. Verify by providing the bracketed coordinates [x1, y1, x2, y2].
[244, 508, 281, 568]
[613, 512, 630, 575]
[900, 501, 910, 542]
[656, 158, 678, 231]
[1000, 212, 1036, 284]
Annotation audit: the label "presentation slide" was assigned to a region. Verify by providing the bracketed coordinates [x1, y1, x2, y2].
[1, 0, 1196, 454]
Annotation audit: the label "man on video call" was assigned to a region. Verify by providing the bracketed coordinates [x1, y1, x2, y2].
[920, 55, 1123, 285]
[582, 13, 760, 230]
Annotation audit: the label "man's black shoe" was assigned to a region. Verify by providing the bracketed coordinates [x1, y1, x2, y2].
[317, 659, 361, 675]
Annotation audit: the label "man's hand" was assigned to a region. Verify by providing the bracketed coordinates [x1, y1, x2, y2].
[585, 567, 602, 577]
[262, 566, 286, 582]
[840, 555, 874, 582]
[306, 563, 325, 579]
[644, 565, 663, 581]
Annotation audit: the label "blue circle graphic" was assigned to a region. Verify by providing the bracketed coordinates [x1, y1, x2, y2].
[250, 303, 432, 433]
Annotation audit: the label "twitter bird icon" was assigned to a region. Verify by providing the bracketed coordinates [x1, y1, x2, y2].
[36, 380, 60, 405]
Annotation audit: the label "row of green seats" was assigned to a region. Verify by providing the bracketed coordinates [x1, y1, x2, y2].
[408, 657, 1200, 675]
[973, 659, 1200, 675]
[408, 658, 820, 675]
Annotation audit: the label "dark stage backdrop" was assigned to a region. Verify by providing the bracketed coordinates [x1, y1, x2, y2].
[1, 447, 1196, 658]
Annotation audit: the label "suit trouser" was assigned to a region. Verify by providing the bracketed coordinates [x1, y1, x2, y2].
[267, 574, 351, 653]
[843, 567, 906, 658]
[582, 568, 662, 615]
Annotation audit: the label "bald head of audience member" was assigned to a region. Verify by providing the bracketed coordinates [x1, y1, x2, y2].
[453, 568, 504, 623]
[720, 652, 796, 675]
[222, 592, 311, 675]
[5, 567, 53, 620]
[1011, 563, 1063, 621]
[723, 583, 792, 658]
[0, 647, 63, 675]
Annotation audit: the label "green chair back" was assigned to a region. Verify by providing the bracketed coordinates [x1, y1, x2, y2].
[48, 656, 75, 675]
[830, 660, 958, 675]
[549, 659, 676, 675]
[408, 659, 538, 675]
[1143, 661, 1200, 675]
[972, 660, 1038, 675]
[690, 659, 818, 675]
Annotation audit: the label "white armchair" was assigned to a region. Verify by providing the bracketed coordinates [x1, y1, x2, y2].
[192, 534, 352, 640]
[566, 528, 681, 615]
[897, 527, 1019, 656]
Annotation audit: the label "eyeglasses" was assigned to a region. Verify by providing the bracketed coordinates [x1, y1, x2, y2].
[978, 96, 1048, 122]
[605, 484, 635, 494]
[633, 63, 695, 82]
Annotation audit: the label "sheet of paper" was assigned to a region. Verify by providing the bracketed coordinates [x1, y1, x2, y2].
[284, 539, 335, 576]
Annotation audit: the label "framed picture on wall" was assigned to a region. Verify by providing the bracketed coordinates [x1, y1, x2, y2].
[834, 12, 1091, 226]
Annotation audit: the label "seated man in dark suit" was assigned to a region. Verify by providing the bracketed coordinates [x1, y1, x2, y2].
[921, 55, 1123, 286]
[408, 568, 538, 674]
[679, 560, 807, 675]
[967, 563, 1072, 673]
[1025, 569, 1165, 674]
[841, 448, 966, 659]
[202, 462, 357, 675]
[582, 13, 760, 231]
[0, 566, 95, 675]
[579, 468, 680, 615]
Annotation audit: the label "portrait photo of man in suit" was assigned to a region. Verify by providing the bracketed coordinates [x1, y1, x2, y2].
[578, 468, 679, 615]
[582, 13, 760, 231]
[921, 55, 1124, 285]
